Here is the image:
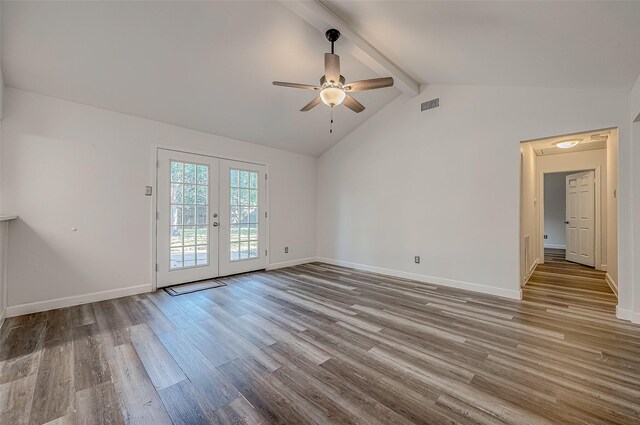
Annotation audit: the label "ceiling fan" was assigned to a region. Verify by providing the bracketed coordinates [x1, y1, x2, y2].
[273, 29, 394, 114]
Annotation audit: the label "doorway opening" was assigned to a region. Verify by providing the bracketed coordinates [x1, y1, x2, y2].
[519, 128, 619, 300]
[154, 148, 268, 289]
[543, 170, 596, 267]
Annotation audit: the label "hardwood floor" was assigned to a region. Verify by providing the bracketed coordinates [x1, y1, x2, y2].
[1, 253, 638, 424]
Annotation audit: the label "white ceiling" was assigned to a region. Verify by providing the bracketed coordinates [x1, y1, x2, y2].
[0, 1, 400, 156]
[3, 2, 640, 157]
[526, 129, 610, 156]
[324, 0, 640, 89]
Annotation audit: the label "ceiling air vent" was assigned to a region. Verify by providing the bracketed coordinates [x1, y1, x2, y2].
[421, 98, 439, 112]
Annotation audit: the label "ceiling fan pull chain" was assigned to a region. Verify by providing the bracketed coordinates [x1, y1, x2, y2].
[330, 107, 334, 134]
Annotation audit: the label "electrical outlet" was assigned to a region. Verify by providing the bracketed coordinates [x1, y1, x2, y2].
[544, 235, 548, 239]
[414, 256, 420, 264]
[284, 247, 289, 254]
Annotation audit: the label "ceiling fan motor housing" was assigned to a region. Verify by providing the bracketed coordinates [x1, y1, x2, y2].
[325, 29, 340, 43]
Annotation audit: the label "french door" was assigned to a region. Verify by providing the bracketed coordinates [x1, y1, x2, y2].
[156, 149, 266, 288]
[218, 160, 267, 276]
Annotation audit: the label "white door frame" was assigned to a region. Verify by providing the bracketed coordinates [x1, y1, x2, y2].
[150, 145, 270, 291]
[537, 166, 601, 270]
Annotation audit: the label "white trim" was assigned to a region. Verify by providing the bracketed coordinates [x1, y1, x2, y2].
[522, 258, 539, 287]
[6, 284, 152, 317]
[618, 307, 640, 324]
[316, 257, 522, 300]
[543, 243, 566, 249]
[267, 257, 317, 270]
[599, 264, 607, 271]
[538, 167, 602, 270]
[0, 220, 12, 330]
[616, 305, 632, 321]
[605, 273, 618, 297]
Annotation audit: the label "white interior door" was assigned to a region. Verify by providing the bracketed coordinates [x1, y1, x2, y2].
[565, 170, 595, 267]
[218, 160, 267, 276]
[157, 149, 219, 287]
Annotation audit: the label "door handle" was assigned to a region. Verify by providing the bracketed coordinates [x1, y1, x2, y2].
[212, 222, 219, 227]
[564, 221, 569, 224]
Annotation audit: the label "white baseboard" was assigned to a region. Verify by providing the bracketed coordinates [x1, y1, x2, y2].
[267, 257, 317, 270]
[522, 258, 539, 287]
[599, 264, 607, 272]
[6, 283, 153, 317]
[618, 307, 640, 324]
[316, 257, 522, 300]
[616, 305, 633, 321]
[605, 273, 618, 297]
[544, 244, 566, 249]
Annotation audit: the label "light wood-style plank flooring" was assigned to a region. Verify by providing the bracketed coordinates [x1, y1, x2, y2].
[1, 250, 638, 424]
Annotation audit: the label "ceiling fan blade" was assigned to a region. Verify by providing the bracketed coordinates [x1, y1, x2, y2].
[273, 81, 320, 90]
[344, 77, 394, 92]
[343, 95, 365, 113]
[324, 53, 341, 83]
[300, 97, 322, 112]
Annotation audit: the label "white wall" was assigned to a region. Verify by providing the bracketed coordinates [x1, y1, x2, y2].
[0, 121, 5, 327]
[317, 84, 632, 301]
[0, 4, 5, 326]
[1, 88, 317, 313]
[0, 219, 8, 326]
[520, 143, 538, 283]
[631, 75, 640, 322]
[543, 172, 573, 249]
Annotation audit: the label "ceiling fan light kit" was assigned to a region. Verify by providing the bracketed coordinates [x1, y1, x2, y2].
[320, 85, 346, 107]
[273, 28, 395, 132]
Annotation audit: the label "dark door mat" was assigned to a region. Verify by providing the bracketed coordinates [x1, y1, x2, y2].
[164, 279, 227, 296]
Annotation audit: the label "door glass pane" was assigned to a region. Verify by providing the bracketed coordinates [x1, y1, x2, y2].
[184, 246, 196, 267]
[229, 168, 259, 261]
[171, 247, 183, 270]
[196, 165, 208, 185]
[169, 160, 209, 270]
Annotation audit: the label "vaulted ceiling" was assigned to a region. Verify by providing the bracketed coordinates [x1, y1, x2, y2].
[324, 0, 640, 89]
[3, 1, 640, 157]
[1, 1, 400, 156]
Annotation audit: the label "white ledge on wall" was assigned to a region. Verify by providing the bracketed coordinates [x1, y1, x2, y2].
[0, 215, 17, 329]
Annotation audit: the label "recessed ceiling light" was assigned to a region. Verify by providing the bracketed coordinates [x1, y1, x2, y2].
[553, 139, 581, 149]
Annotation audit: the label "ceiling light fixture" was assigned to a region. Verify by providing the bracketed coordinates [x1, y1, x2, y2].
[553, 139, 581, 149]
[319, 84, 346, 107]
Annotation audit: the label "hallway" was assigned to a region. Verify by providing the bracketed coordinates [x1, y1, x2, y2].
[526, 248, 616, 312]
